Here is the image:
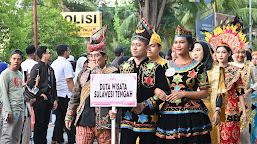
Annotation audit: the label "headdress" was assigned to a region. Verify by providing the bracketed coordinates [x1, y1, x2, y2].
[205, 24, 248, 54]
[175, 25, 192, 37]
[87, 25, 107, 53]
[150, 30, 162, 45]
[132, 17, 153, 44]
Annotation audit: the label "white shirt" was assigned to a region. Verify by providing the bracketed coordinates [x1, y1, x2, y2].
[51, 56, 74, 98]
[21, 59, 37, 74]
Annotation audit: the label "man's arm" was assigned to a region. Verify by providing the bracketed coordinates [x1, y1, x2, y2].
[64, 62, 74, 92]
[0, 72, 12, 114]
[29, 64, 43, 97]
[66, 78, 74, 92]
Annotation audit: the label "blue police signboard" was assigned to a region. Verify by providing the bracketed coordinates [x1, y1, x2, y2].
[196, 0, 215, 41]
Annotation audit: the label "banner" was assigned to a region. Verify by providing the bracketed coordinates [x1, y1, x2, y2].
[90, 73, 137, 107]
[61, 11, 102, 37]
[196, 0, 215, 41]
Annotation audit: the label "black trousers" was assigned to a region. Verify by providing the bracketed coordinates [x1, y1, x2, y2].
[33, 97, 53, 144]
[52, 97, 75, 144]
[120, 128, 156, 144]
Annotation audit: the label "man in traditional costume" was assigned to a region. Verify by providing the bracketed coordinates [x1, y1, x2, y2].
[65, 25, 119, 144]
[118, 18, 169, 144]
[147, 31, 170, 70]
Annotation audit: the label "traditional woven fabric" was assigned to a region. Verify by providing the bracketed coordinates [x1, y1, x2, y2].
[155, 60, 211, 143]
[218, 64, 245, 144]
[76, 126, 111, 144]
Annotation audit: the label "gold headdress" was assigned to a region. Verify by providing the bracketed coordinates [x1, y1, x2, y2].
[150, 30, 162, 46]
[175, 25, 192, 37]
[205, 24, 248, 54]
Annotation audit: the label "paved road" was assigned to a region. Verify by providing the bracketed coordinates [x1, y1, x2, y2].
[31, 114, 98, 144]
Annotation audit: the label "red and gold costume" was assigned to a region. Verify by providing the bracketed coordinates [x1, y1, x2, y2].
[206, 24, 248, 144]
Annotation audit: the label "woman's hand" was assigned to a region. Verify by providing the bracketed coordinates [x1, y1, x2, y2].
[212, 111, 220, 126]
[154, 88, 167, 101]
[242, 112, 249, 124]
[166, 92, 185, 103]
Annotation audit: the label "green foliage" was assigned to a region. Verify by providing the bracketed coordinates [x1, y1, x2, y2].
[113, 0, 130, 45]
[23, 6, 84, 59]
[0, 0, 84, 62]
[0, 0, 27, 62]
[62, 0, 96, 12]
[214, 0, 257, 29]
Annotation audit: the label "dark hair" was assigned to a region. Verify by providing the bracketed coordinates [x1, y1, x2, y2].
[56, 44, 68, 56]
[98, 52, 108, 63]
[157, 43, 161, 47]
[246, 50, 252, 61]
[26, 45, 36, 55]
[11, 49, 24, 60]
[159, 51, 165, 58]
[166, 48, 172, 60]
[114, 47, 124, 56]
[37, 46, 48, 59]
[216, 46, 233, 62]
[194, 41, 213, 70]
[79, 54, 87, 58]
[186, 37, 194, 51]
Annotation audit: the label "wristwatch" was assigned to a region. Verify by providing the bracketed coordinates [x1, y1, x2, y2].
[215, 109, 221, 115]
[143, 101, 149, 108]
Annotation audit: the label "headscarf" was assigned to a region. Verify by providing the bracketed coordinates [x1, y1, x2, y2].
[194, 41, 213, 70]
[74, 57, 88, 83]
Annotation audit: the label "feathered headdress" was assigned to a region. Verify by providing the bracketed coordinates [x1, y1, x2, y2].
[205, 24, 248, 54]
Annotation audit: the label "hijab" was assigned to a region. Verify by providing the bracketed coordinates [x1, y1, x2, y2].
[194, 41, 213, 70]
[74, 57, 88, 83]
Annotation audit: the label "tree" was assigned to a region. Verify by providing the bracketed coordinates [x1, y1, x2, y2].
[134, 0, 168, 33]
[0, 0, 84, 62]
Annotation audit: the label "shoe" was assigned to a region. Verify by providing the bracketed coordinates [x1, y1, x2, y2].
[51, 140, 57, 144]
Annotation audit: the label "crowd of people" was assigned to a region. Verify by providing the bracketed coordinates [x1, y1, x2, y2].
[0, 16, 257, 144]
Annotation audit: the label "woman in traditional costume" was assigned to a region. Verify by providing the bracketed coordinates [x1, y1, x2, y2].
[191, 41, 226, 144]
[155, 25, 212, 144]
[205, 24, 248, 144]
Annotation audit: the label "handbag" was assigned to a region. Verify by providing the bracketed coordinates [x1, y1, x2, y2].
[23, 85, 39, 99]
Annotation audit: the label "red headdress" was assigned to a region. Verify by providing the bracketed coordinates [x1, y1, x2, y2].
[87, 25, 107, 53]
